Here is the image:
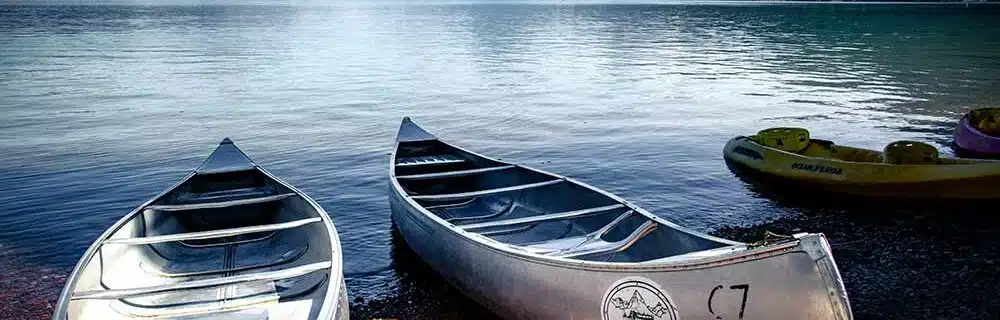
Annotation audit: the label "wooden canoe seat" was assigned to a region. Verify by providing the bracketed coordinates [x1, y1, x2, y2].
[396, 165, 517, 180]
[147, 193, 296, 211]
[72, 261, 331, 300]
[396, 154, 466, 167]
[103, 217, 321, 245]
[410, 180, 563, 201]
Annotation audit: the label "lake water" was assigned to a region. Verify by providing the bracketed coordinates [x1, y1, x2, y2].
[2, 3, 999, 319]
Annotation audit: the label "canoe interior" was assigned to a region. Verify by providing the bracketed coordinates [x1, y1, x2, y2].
[66, 168, 334, 319]
[395, 139, 729, 263]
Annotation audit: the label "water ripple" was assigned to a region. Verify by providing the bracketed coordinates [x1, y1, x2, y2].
[2, 3, 999, 319]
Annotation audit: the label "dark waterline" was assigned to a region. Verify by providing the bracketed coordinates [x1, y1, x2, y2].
[1, 3, 998, 319]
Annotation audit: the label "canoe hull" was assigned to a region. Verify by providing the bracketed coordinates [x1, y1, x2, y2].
[954, 115, 1000, 157]
[390, 186, 849, 320]
[724, 136, 1000, 199]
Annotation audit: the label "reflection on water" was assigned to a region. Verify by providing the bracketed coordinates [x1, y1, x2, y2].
[1, 3, 999, 319]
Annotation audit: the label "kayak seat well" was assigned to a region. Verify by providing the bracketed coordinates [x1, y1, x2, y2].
[798, 141, 883, 163]
[883, 141, 939, 165]
[752, 128, 886, 163]
[970, 108, 1000, 136]
[754, 127, 811, 153]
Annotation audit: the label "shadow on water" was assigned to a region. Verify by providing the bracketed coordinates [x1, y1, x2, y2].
[349, 223, 499, 320]
[720, 160, 1000, 320]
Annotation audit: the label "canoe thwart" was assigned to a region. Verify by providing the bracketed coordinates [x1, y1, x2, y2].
[460, 204, 626, 230]
[396, 165, 517, 180]
[410, 180, 562, 201]
[103, 217, 322, 245]
[146, 193, 296, 211]
[396, 155, 466, 167]
[70, 261, 331, 300]
[424, 198, 477, 210]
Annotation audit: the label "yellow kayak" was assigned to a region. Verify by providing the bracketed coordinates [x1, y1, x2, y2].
[723, 127, 1000, 199]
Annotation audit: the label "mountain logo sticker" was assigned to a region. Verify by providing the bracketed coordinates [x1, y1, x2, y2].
[601, 277, 679, 320]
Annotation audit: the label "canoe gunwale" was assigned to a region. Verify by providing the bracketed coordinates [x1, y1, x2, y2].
[53, 140, 346, 320]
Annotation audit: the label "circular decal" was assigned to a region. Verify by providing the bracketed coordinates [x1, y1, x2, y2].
[601, 277, 679, 320]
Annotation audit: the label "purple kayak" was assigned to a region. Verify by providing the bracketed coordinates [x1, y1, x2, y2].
[954, 108, 1000, 156]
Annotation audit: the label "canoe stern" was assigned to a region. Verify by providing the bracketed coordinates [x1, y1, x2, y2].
[796, 233, 853, 320]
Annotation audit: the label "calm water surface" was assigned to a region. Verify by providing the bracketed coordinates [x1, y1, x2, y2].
[2, 3, 999, 319]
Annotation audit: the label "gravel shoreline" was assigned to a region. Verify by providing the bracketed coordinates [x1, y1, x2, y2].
[9, 202, 998, 320]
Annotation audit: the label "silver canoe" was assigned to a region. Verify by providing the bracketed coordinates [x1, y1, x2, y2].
[53, 138, 347, 320]
[388, 118, 852, 320]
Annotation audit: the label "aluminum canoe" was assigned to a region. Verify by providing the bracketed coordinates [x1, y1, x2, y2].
[388, 118, 852, 320]
[53, 138, 347, 320]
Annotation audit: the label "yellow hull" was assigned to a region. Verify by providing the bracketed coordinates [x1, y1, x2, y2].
[723, 136, 1000, 199]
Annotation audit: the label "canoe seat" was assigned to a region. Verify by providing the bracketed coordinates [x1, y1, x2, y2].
[459, 204, 627, 230]
[410, 180, 563, 201]
[176, 186, 276, 204]
[396, 165, 517, 180]
[140, 245, 307, 278]
[396, 155, 466, 167]
[147, 192, 296, 211]
[103, 217, 321, 245]
[883, 141, 939, 165]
